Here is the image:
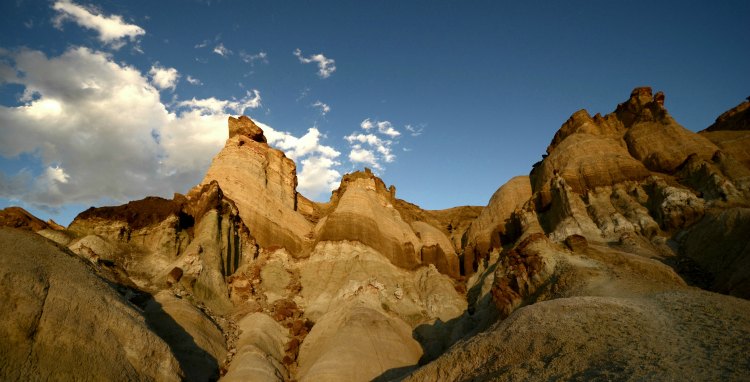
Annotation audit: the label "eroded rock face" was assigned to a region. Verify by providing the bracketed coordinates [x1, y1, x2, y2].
[0, 228, 183, 381]
[315, 170, 422, 269]
[201, 119, 312, 257]
[0, 206, 52, 231]
[463, 176, 532, 267]
[296, 301, 423, 382]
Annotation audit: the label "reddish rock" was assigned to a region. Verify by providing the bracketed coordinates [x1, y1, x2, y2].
[564, 234, 588, 252]
[166, 267, 183, 285]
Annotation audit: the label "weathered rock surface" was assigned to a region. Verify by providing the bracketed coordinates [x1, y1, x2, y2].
[404, 291, 750, 382]
[221, 313, 289, 382]
[0, 206, 51, 231]
[463, 176, 532, 263]
[296, 300, 423, 382]
[143, 291, 227, 381]
[4, 89, 750, 382]
[315, 170, 422, 269]
[0, 228, 183, 381]
[201, 118, 312, 257]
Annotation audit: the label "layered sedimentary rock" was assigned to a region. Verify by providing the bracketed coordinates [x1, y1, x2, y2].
[3, 88, 750, 382]
[463, 176, 533, 271]
[201, 116, 312, 257]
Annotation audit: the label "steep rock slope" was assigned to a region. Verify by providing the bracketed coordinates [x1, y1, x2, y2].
[0, 228, 184, 381]
[201, 116, 313, 257]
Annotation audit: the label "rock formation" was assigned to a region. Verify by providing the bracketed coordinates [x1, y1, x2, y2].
[2, 89, 750, 381]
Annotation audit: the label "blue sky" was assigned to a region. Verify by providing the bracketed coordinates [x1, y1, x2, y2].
[1, 0, 749, 226]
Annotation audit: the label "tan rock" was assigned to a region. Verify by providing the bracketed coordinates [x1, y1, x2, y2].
[222, 313, 289, 382]
[315, 170, 421, 269]
[143, 291, 227, 381]
[201, 119, 312, 257]
[296, 300, 423, 382]
[229, 115, 267, 142]
[411, 221, 459, 278]
[464, 176, 533, 263]
[0, 228, 183, 381]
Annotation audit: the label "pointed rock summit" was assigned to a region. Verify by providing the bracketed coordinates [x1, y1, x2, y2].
[228, 115, 267, 142]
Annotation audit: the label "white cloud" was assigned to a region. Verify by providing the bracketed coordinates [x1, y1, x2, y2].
[312, 100, 330, 115]
[349, 147, 379, 169]
[213, 43, 232, 57]
[293, 48, 336, 78]
[179, 90, 261, 115]
[297, 156, 341, 197]
[344, 118, 404, 171]
[186, 75, 202, 85]
[52, 0, 144, 49]
[360, 119, 374, 130]
[405, 124, 424, 137]
[240, 51, 268, 65]
[0, 47, 264, 207]
[252, 122, 341, 198]
[148, 65, 180, 91]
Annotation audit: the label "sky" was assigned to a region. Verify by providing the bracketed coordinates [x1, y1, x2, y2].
[1, 0, 749, 226]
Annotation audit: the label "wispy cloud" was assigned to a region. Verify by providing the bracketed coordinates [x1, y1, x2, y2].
[293, 48, 336, 78]
[148, 64, 180, 91]
[186, 75, 202, 85]
[178, 89, 261, 115]
[240, 51, 268, 65]
[213, 43, 232, 57]
[312, 100, 330, 115]
[405, 124, 424, 137]
[52, 0, 144, 49]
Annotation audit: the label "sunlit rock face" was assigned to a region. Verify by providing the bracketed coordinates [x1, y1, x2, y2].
[2, 89, 750, 382]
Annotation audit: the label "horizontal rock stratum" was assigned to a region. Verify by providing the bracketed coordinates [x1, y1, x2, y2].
[1, 87, 750, 381]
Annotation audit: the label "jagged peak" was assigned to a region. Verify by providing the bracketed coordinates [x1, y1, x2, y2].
[329, 167, 396, 203]
[228, 115, 267, 143]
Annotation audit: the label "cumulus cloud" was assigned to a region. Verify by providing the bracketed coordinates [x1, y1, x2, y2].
[148, 64, 180, 91]
[0, 47, 339, 207]
[312, 101, 330, 115]
[213, 43, 232, 57]
[52, 0, 144, 49]
[258, 123, 341, 197]
[0, 47, 255, 207]
[240, 51, 268, 65]
[344, 118, 401, 171]
[293, 48, 336, 78]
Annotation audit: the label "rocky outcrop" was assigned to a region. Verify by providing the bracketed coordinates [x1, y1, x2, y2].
[314, 170, 422, 269]
[701, 99, 750, 170]
[0, 228, 183, 381]
[404, 291, 750, 382]
[463, 176, 532, 263]
[704, 99, 750, 132]
[221, 313, 289, 382]
[201, 118, 312, 257]
[0, 206, 52, 231]
[296, 300, 423, 382]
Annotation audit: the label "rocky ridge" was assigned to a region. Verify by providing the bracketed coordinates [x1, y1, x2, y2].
[1, 88, 749, 381]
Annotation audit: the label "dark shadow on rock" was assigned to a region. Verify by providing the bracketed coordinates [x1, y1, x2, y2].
[106, 282, 220, 382]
